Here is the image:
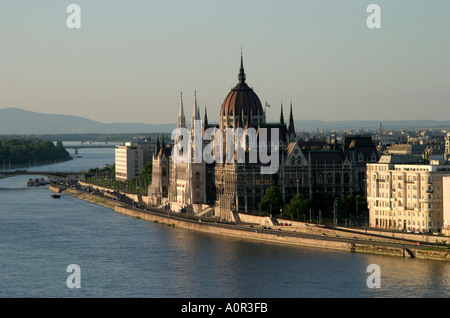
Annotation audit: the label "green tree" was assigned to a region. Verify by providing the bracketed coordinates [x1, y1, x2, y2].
[285, 193, 312, 220]
[0, 137, 69, 164]
[337, 194, 367, 218]
[259, 186, 283, 215]
[139, 161, 152, 183]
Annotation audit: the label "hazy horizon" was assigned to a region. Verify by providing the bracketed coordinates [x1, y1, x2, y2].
[1, 1, 449, 125]
[2, 107, 450, 136]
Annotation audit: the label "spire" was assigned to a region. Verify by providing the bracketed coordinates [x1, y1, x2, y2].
[155, 135, 160, 156]
[159, 135, 166, 157]
[177, 92, 186, 128]
[192, 91, 199, 119]
[280, 102, 285, 125]
[238, 51, 246, 84]
[204, 106, 208, 126]
[202, 105, 209, 133]
[288, 101, 296, 139]
[178, 92, 184, 117]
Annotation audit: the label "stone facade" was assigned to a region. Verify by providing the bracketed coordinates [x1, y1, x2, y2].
[366, 154, 450, 233]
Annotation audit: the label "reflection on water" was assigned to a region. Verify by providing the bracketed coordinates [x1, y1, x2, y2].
[1, 147, 450, 297]
[361, 255, 450, 298]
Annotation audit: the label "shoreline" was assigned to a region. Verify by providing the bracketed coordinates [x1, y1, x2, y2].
[3, 155, 73, 170]
[50, 184, 450, 262]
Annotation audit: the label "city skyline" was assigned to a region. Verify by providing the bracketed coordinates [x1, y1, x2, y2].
[0, 0, 449, 125]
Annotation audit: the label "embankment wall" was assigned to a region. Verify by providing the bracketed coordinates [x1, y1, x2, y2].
[51, 186, 450, 261]
[115, 206, 352, 252]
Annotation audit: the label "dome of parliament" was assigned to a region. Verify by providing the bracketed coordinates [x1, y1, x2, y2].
[220, 55, 264, 118]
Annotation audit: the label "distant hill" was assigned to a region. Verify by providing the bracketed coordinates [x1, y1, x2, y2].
[1, 107, 449, 135]
[0, 108, 176, 134]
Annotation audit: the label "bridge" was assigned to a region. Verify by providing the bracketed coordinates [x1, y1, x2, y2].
[0, 170, 94, 180]
[64, 144, 116, 154]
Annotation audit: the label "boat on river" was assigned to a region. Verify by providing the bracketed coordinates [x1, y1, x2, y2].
[26, 177, 55, 186]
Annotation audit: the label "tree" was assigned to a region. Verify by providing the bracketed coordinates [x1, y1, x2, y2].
[139, 161, 152, 183]
[337, 194, 367, 218]
[0, 137, 69, 164]
[259, 186, 283, 215]
[285, 193, 312, 220]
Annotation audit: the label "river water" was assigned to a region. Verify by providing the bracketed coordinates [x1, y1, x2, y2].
[1, 145, 449, 298]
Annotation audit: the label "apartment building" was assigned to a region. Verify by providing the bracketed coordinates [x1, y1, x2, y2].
[366, 154, 450, 234]
[443, 176, 450, 236]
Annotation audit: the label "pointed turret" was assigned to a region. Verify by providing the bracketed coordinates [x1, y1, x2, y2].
[288, 102, 296, 141]
[159, 135, 166, 157]
[280, 103, 285, 125]
[192, 90, 200, 120]
[154, 135, 160, 156]
[202, 106, 209, 134]
[177, 92, 186, 128]
[238, 52, 246, 84]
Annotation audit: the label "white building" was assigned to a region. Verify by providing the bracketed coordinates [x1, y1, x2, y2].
[367, 154, 450, 234]
[443, 176, 450, 236]
[115, 142, 144, 181]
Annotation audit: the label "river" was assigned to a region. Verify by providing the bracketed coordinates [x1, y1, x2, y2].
[0, 145, 449, 298]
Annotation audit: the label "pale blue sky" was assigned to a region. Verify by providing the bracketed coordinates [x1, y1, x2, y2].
[0, 0, 449, 124]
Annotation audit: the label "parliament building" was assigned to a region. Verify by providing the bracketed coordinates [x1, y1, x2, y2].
[148, 55, 378, 220]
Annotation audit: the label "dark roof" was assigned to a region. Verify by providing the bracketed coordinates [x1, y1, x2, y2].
[297, 140, 329, 150]
[306, 149, 345, 165]
[220, 55, 264, 118]
[378, 154, 423, 164]
[343, 136, 378, 161]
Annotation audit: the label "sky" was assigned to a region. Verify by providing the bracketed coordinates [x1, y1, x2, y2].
[0, 0, 449, 125]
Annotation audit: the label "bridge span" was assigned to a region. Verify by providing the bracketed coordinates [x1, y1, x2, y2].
[64, 144, 116, 154]
[0, 170, 94, 180]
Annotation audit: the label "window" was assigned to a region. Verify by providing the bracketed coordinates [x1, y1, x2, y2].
[335, 173, 341, 184]
[318, 173, 324, 185]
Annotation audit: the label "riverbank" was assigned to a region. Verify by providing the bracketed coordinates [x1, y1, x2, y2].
[50, 184, 450, 261]
[2, 155, 73, 170]
[49, 184, 121, 210]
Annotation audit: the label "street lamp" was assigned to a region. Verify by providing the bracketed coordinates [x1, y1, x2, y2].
[365, 208, 368, 233]
[334, 198, 338, 228]
[356, 195, 360, 219]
